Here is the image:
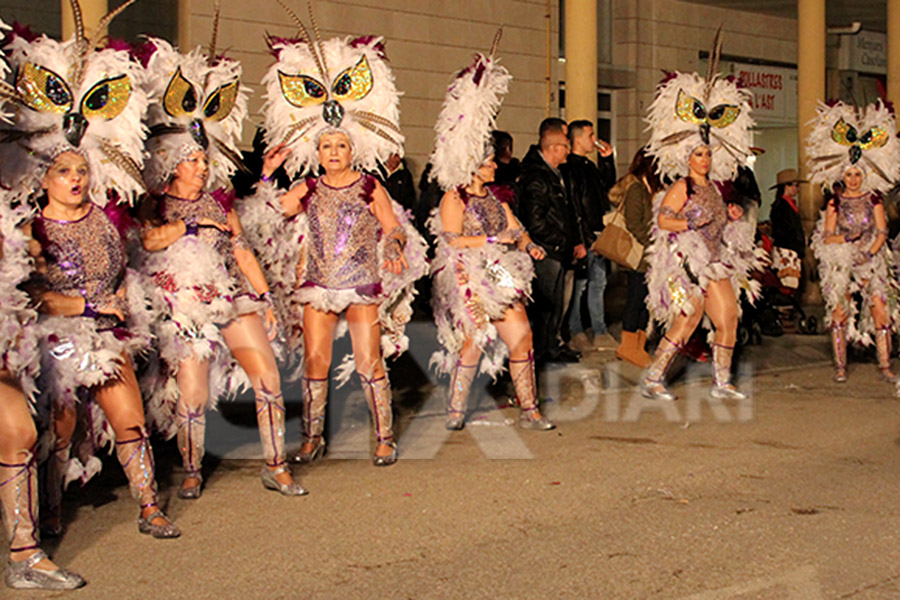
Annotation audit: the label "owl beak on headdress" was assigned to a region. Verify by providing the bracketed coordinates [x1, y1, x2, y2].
[62, 112, 89, 147]
[189, 118, 210, 150]
[323, 100, 344, 127]
[699, 122, 711, 146]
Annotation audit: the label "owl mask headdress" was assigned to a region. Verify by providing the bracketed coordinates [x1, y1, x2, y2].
[0, 0, 148, 205]
[806, 100, 899, 194]
[261, 1, 403, 177]
[142, 2, 249, 194]
[429, 29, 509, 191]
[645, 31, 753, 182]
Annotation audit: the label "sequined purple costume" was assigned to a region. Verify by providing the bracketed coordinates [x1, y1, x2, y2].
[296, 174, 383, 305]
[429, 186, 534, 377]
[811, 191, 899, 345]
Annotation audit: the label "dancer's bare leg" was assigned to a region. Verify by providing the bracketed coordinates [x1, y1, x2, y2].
[871, 293, 895, 380]
[445, 338, 482, 429]
[222, 313, 297, 487]
[831, 303, 849, 381]
[300, 306, 339, 457]
[346, 304, 394, 459]
[174, 353, 209, 494]
[642, 293, 704, 399]
[92, 356, 170, 528]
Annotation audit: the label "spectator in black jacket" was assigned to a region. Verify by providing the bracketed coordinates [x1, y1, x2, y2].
[517, 118, 581, 364]
[377, 152, 417, 213]
[561, 120, 617, 352]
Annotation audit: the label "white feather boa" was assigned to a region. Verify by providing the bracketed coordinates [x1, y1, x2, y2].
[645, 187, 764, 334]
[0, 201, 41, 403]
[427, 209, 533, 378]
[239, 179, 428, 386]
[811, 213, 900, 345]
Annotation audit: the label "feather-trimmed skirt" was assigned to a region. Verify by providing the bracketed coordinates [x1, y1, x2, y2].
[0, 202, 40, 404]
[137, 239, 268, 438]
[812, 216, 900, 345]
[646, 193, 764, 334]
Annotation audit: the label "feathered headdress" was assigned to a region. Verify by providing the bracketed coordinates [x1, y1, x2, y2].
[429, 29, 509, 191]
[141, 2, 249, 194]
[645, 31, 753, 182]
[260, 1, 403, 177]
[0, 0, 148, 205]
[806, 100, 899, 194]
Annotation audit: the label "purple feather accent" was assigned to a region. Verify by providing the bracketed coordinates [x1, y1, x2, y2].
[211, 187, 236, 213]
[360, 173, 377, 204]
[130, 38, 158, 68]
[103, 195, 138, 237]
[487, 184, 516, 205]
[473, 62, 486, 86]
[299, 176, 317, 211]
[6, 22, 39, 46]
[658, 70, 678, 86]
[265, 34, 306, 58]
[350, 36, 386, 59]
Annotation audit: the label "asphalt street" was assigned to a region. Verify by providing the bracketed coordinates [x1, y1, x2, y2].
[12, 327, 900, 600]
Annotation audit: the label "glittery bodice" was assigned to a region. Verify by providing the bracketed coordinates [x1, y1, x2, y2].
[462, 190, 509, 237]
[835, 192, 877, 247]
[683, 183, 727, 262]
[305, 176, 381, 290]
[160, 192, 250, 295]
[37, 203, 125, 311]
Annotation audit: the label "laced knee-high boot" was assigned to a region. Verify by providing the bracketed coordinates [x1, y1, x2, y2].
[115, 428, 179, 539]
[446, 360, 478, 430]
[876, 326, 896, 382]
[359, 373, 397, 466]
[831, 322, 848, 383]
[294, 376, 328, 463]
[641, 335, 681, 401]
[256, 382, 306, 496]
[510, 351, 554, 430]
[41, 443, 70, 536]
[710, 342, 747, 400]
[175, 401, 205, 499]
[1, 450, 84, 590]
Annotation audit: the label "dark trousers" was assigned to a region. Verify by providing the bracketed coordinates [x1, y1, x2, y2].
[622, 270, 650, 333]
[529, 256, 566, 360]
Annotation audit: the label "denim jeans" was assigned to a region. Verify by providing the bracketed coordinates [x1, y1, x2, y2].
[568, 252, 608, 335]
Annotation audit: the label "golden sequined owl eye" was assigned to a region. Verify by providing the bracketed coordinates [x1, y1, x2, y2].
[80, 75, 132, 121]
[858, 126, 889, 150]
[163, 67, 199, 117]
[16, 63, 73, 114]
[203, 80, 239, 122]
[331, 56, 373, 102]
[675, 89, 707, 124]
[278, 71, 327, 108]
[831, 118, 858, 146]
[707, 103, 740, 128]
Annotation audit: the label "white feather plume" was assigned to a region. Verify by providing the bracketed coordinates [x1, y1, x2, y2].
[429, 53, 511, 191]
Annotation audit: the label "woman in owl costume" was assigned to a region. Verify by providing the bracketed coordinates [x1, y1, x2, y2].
[808, 100, 900, 383]
[427, 35, 553, 432]
[0, 1, 179, 545]
[242, 6, 427, 466]
[136, 8, 306, 500]
[0, 17, 86, 591]
[642, 35, 763, 402]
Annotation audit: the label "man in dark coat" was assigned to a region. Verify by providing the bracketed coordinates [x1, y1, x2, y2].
[517, 118, 582, 364]
[561, 120, 617, 351]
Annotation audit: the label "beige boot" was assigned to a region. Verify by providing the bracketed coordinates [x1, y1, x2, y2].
[616, 331, 652, 368]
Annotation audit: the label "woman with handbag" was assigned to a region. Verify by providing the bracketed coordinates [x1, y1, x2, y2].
[614, 148, 662, 367]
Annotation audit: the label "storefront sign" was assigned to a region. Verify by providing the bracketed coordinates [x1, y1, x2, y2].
[839, 30, 887, 75]
[725, 62, 797, 126]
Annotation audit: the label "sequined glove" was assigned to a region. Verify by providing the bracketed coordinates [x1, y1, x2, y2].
[384, 226, 406, 262]
[683, 205, 711, 231]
